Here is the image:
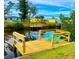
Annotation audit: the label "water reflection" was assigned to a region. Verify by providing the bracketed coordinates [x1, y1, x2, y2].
[4, 31, 14, 59]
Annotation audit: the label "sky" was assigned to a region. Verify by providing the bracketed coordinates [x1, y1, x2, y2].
[4, 0, 75, 19]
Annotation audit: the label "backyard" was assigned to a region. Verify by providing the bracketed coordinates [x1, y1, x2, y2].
[4, 0, 75, 59]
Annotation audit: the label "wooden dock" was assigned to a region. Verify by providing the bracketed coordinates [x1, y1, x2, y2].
[13, 29, 71, 56]
[14, 39, 52, 55]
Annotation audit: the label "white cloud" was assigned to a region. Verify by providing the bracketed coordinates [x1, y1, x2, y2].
[29, 0, 62, 6]
[37, 10, 70, 15]
[29, 0, 74, 9]
[36, 10, 70, 18]
[11, 10, 19, 14]
[4, 0, 18, 5]
[29, 0, 74, 4]
[5, 0, 74, 9]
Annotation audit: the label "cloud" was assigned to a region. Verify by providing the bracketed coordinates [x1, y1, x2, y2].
[29, 0, 75, 9]
[5, 0, 74, 9]
[29, 0, 63, 7]
[36, 10, 70, 18]
[29, 0, 74, 18]
[35, 4, 72, 12]
[4, 0, 18, 5]
[37, 10, 70, 15]
[4, 0, 74, 18]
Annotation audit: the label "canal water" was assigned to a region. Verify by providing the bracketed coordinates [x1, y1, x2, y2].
[4, 30, 61, 59]
[4, 31, 25, 59]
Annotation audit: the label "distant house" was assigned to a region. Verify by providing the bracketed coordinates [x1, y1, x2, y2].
[5, 16, 21, 21]
[56, 19, 62, 26]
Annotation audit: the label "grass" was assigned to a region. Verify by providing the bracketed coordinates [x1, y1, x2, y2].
[20, 42, 75, 59]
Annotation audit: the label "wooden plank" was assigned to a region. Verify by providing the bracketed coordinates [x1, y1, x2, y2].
[26, 43, 42, 51]
[15, 44, 24, 55]
[26, 40, 51, 49]
[15, 39, 69, 55]
[13, 32, 26, 41]
[14, 40, 23, 46]
[25, 46, 33, 54]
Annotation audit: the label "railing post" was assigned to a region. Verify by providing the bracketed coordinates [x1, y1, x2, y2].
[13, 35, 17, 57]
[51, 34, 54, 46]
[39, 30, 41, 39]
[13, 45, 17, 57]
[68, 33, 70, 42]
[23, 38, 25, 54]
[13, 35, 16, 45]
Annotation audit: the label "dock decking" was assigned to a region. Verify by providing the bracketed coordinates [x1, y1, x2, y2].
[13, 29, 70, 55]
[15, 39, 52, 55]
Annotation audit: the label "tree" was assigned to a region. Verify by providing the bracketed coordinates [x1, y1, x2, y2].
[70, 11, 75, 22]
[18, 0, 29, 21]
[35, 15, 45, 23]
[59, 11, 75, 41]
[69, 11, 75, 41]
[52, 17, 55, 19]
[35, 16, 44, 19]
[18, 0, 37, 39]
[59, 14, 66, 29]
[28, 3, 37, 18]
[59, 14, 65, 21]
[18, 0, 37, 21]
[4, 1, 14, 15]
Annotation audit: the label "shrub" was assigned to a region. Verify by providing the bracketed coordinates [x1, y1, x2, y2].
[4, 20, 24, 31]
[14, 22, 24, 31]
[46, 19, 56, 26]
[59, 11, 75, 41]
[4, 20, 15, 29]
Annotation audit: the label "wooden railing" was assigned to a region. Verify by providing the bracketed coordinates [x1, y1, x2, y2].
[13, 32, 26, 54]
[51, 32, 71, 46]
[38, 29, 71, 46]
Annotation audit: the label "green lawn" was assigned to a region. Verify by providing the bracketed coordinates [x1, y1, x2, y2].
[20, 42, 75, 59]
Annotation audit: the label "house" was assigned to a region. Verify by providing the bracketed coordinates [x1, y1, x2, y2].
[5, 16, 21, 21]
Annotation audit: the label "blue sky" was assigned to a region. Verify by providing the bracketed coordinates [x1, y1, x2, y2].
[5, 0, 75, 18]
